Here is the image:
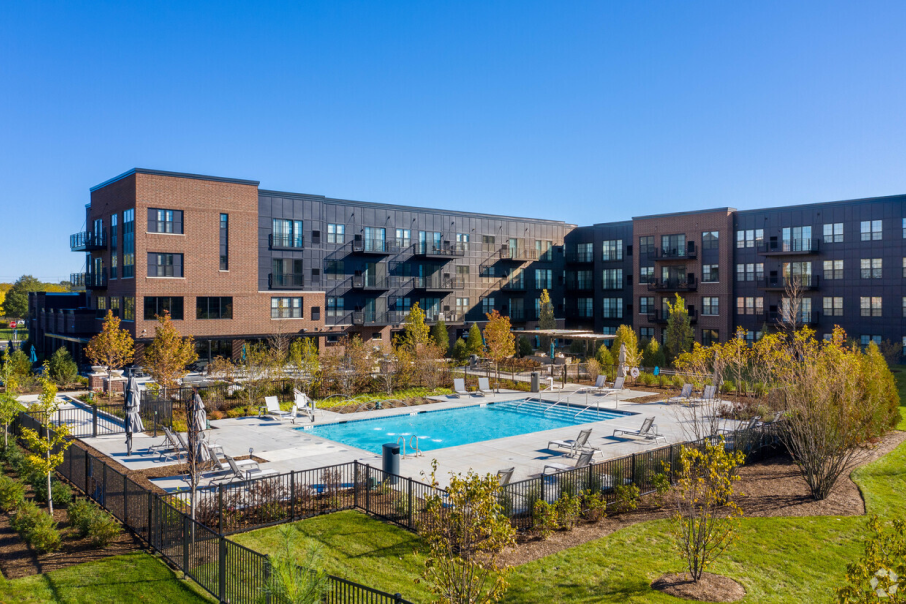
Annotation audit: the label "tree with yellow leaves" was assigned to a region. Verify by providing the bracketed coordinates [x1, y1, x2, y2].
[144, 312, 197, 391]
[85, 310, 135, 398]
[483, 311, 515, 393]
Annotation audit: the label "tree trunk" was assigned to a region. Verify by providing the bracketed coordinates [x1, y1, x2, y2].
[46, 466, 53, 516]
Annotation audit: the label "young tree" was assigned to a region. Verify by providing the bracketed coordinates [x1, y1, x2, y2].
[672, 343, 726, 440]
[720, 328, 752, 404]
[516, 335, 533, 358]
[669, 439, 745, 582]
[402, 302, 431, 347]
[641, 339, 667, 369]
[85, 310, 135, 393]
[430, 318, 450, 353]
[263, 525, 329, 604]
[483, 311, 515, 392]
[421, 461, 517, 603]
[47, 347, 78, 385]
[836, 516, 906, 603]
[465, 323, 484, 357]
[144, 312, 197, 391]
[538, 289, 556, 352]
[665, 294, 694, 362]
[612, 324, 641, 373]
[450, 338, 469, 365]
[0, 351, 24, 448]
[20, 367, 71, 515]
[288, 338, 320, 395]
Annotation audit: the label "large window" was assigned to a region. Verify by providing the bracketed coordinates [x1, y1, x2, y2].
[273, 219, 303, 248]
[570, 270, 593, 289]
[148, 253, 184, 277]
[736, 229, 763, 248]
[782, 262, 811, 281]
[534, 269, 552, 290]
[660, 234, 686, 256]
[220, 214, 229, 270]
[823, 260, 843, 280]
[481, 235, 497, 253]
[639, 297, 654, 314]
[602, 240, 623, 261]
[702, 231, 719, 250]
[326, 297, 344, 318]
[861, 335, 882, 347]
[271, 297, 303, 319]
[272, 259, 304, 287]
[577, 298, 593, 318]
[638, 236, 654, 257]
[702, 330, 719, 346]
[144, 296, 184, 320]
[396, 229, 411, 249]
[736, 297, 763, 315]
[823, 223, 843, 243]
[535, 240, 552, 261]
[482, 297, 494, 316]
[602, 298, 622, 319]
[860, 297, 882, 317]
[640, 327, 654, 342]
[861, 258, 882, 279]
[602, 269, 622, 290]
[325, 260, 344, 277]
[110, 214, 118, 279]
[702, 297, 719, 316]
[123, 296, 135, 321]
[148, 208, 183, 234]
[327, 223, 345, 244]
[123, 209, 134, 278]
[861, 220, 882, 241]
[639, 266, 654, 284]
[736, 263, 763, 282]
[702, 264, 719, 282]
[824, 297, 843, 317]
[782, 226, 812, 252]
[196, 297, 233, 320]
[574, 242, 593, 262]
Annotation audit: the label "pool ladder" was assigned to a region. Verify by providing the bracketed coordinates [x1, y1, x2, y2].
[397, 435, 423, 458]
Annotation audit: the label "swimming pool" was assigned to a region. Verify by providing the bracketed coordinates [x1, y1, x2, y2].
[298, 399, 635, 455]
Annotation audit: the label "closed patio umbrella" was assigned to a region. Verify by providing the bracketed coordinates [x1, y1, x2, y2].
[29, 346, 37, 363]
[616, 343, 627, 378]
[124, 377, 144, 456]
[712, 351, 722, 394]
[193, 390, 209, 462]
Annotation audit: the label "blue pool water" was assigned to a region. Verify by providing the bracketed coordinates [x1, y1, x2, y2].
[298, 399, 635, 455]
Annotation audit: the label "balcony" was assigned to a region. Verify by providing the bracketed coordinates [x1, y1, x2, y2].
[499, 246, 539, 262]
[269, 273, 305, 289]
[411, 275, 465, 290]
[499, 280, 526, 292]
[646, 276, 698, 292]
[351, 275, 402, 290]
[565, 278, 593, 291]
[647, 242, 697, 261]
[351, 311, 408, 326]
[757, 239, 820, 256]
[427, 312, 465, 325]
[85, 269, 108, 290]
[70, 273, 86, 291]
[269, 234, 305, 250]
[352, 236, 402, 255]
[646, 308, 698, 325]
[414, 241, 467, 258]
[756, 275, 820, 291]
[566, 250, 594, 263]
[505, 309, 526, 321]
[70, 230, 107, 252]
[767, 310, 819, 325]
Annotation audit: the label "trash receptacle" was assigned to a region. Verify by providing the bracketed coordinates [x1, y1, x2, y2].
[530, 371, 540, 393]
[382, 443, 400, 485]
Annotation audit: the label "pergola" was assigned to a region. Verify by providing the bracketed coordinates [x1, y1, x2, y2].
[510, 329, 616, 357]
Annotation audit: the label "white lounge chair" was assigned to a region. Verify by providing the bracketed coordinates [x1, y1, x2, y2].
[686, 385, 717, 406]
[452, 378, 474, 398]
[477, 377, 492, 396]
[259, 396, 292, 421]
[548, 429, 594, 456]
[667, 383, 693, 404]
[221, 454, 277, 483]
[544, 450, 596, 474]
[612, 416, 666, 444]
[599, 376, 625, 395]
[203, 441, 257, 474]
[497, 467, 515, 486]
[293, 390, 315, 422]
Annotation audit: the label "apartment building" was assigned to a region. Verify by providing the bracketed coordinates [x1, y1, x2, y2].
[28, 168, 906, 365]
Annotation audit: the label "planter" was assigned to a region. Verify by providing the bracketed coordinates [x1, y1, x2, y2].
[109, 370, 124, 378]
[91, 366, 107, 373]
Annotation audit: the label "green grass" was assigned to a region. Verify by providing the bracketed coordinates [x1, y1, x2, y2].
[0, 551, 214, 603]
[315, 387, 453, 409]
[234, 439, 906, 604]
[889, 366, 906, 430]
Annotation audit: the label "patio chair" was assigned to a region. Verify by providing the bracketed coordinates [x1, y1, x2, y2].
[477, 377, 492, 396]
[148, 426, 185, 461]
[756, 410, 783, 428]
[543, 450, 596, 474]
[452, 378, 473, 398]
[575, 375, 606, 395]
[220, 454, 277, 483]
[718, 415, 761, 436]
[612, 416, 666, 443]
[685, 384, 716, 406]
[547, 429, 594, 456]
[203, 441, 257, 473]
[497, 467, 515, 486]
[667, 383, 693, 404]
[293, 390, 315, 422]
[258, 396, 293, 421]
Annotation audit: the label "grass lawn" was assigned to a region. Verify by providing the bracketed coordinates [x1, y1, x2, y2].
[0, 551, 214, 603]
[234, 438, 906, 603]
[889, 366, 906, 430]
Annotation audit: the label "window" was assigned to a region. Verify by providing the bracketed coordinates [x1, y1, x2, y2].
[702, 231, 719, 250]
[640, 327, 654, 342]
[148, 253, 184, 278]
[455, 297, 469, 319]
[110, 214, 118, 279]
[396, 229, 411, 249]
[639, 236, 655, 257]
[782, 262, 812, 282]
[273, 219, 303, 248]
[660, 234, 686, 256]
[395, 297, 412, 313]
[602, 298, 623, 319]
[823, 260, 843, 280]
[640, 297, 654, 314]
[756, 263, 764, 280]
[535, 240, 552, 261]
[271, 297, 303, 318]
[220, 214, 229, 270]
[602, 240, 623, 261]
[327, 223, 345, 244]
[326, 297, 344, 318]
[702, 297, 719, 316]
[97, 296, 106, 310]
[196, 297, 233, 320]
[577, 298, 593, 318]
[824, 297, 843, 317]
[123, 296, 135, 321]
[148, 208, 183, 234]
[737, 263, 761, 282]
[325, 260, 345, 277]
[782, 226, 812, 252]
[702, 264, 719, 282]
[144, 297, 184, 320]
[782, 297, 812, 323]
[736, 229, 763, 248]
[861, 258, 882, 279]
[110, 297, 120, 312]
[861, 335, 882, 347]
[903, 218, 906, 239]
[903, 297, 906, 317]
[123, 209, 134, 278]
[569, 270, 592, 289]
[736, 297, 760, 315]
[534, 269, 553, 290]
[272, 259, 304, 287]
[481, 235, 497, 253]
[702, 329, 719, 346]
[903, 257, 906, 278]
[457, 234, 470, 252]
[602, 269, 622, 290]
[861, 220, 882, 241]
[602, 326, 617, 336]
[823, 223, 843, 243]
[639, 266, 654, 284]
[573, 242, 594, 262]
[482, 297, 495, 315]
[860, 297, 882, 317]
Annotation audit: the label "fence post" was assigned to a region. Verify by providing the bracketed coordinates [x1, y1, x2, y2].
[183, 514, 190, 576]
[353, 461, 359, 510]
[218, 536, 227, 601]
[407, 477, 413, 529]
[102, 462, 107, 507]
[630, 453, 636, 485]
[365, 465, 371, 512]
[124, 478, 128, 526]
[264, 554, 272, 604]
[290, 471, 295, 522]
[218, 484, 224, 534]
[148, 491, 153, 545]
[92, 404, 98, 438]
[540, 474, 545, 503]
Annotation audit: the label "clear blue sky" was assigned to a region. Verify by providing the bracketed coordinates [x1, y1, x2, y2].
[2, 1, 905, 281]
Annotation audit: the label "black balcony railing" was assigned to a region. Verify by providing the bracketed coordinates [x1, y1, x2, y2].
[69, 273, 86, 290]
[757, 238, 820, 255]
[70, 230, 107, 251]
[565, 279, 593, 291]
[352, 237, 403, 254]
[647, 242, 697, 261]
[565, 251, 594, 263]
[646, 277, 698, 292]
[647, 308, 698, 324]
[500, 280, 527, 292]
[269, 234, 304, 250]
[351, 275, 401, 290]
[410, 275, 465, 290]
[269, 272, 305, 289]
[756, 275, 820, 290]
[85, 269, 108, 290]
[505, 309, 526, 321]
[415, 242, 467, 258]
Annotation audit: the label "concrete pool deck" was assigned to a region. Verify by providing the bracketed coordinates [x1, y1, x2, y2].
[74, 387, 741, 491]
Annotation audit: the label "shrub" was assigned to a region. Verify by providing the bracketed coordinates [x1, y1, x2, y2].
[554, 492, 582, 531]
[652, 473, 671, 507]
[657, 374, 670, 388]
[672, 375, 686, 389]
[613, 483, 640, 513]
[580, 490, 607, 522]
[28, 518, 62, 554]
[10, 500, 43, 535]
[0, 475, 25, 512]
[532, 499, 558, 540]
[47, 347, 78, 385]
[68, 498, 96, 537]
[86, 510, 121, 547]
[720, 379, 735, 394]
[638, 372, 655, 387]
[34, 479, 73, 507]
[226, 406, 248, 419]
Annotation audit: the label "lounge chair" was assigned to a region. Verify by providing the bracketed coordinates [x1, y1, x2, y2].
[544, 450, 596, 474]
[497, 467, 515, 486]
[452, 378, 474, 398]
[293, 390, 315, 422]
[148, 427, 185, 461]
[600, 376, 625, 395]
[258, 396, 292, 421]
[685, 384, 716, 406]
[477, 377, 492, 396]
[548, 429, 594, 456]
[219, 454, 277, 483]
[718, 415, 760, 436]
[203, 441, 257, 474]
[667, 383, 693, 404]
[576, 375, 606, 395]
[756, 410, 783, 428]
[612, 416, 666, 443]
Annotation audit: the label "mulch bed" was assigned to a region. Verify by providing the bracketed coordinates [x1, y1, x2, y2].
[652, 572, 746, 602]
